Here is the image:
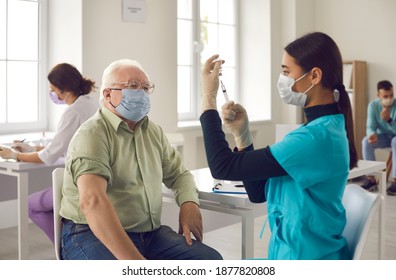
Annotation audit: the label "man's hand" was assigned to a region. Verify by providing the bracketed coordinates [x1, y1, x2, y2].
[368, 133, 378, 145]
[381, 107, 391, 122]
[178, 202, 203, 245]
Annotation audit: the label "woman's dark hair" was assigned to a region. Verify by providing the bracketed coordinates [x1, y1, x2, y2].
[47, 63, 96, 96]
[285, 32, 358, 169]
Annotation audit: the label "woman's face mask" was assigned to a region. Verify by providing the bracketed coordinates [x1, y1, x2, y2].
[111, 88, 151, 122]
[277, 72, 314, 107]
[49, 90, 65, 105]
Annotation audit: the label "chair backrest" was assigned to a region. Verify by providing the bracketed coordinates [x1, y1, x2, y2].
[342, 184, 382, 259]
[52, 167, 65, 260]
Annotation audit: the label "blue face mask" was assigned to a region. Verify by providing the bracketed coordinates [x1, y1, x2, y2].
[112, 89, 151, 121]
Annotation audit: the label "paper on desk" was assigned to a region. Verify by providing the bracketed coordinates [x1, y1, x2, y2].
[212, 181, 247, 194]
[0, 144, 11, 151]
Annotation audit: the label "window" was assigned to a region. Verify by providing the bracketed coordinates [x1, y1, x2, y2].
[0, 0, 47, 134]
[177, 0, 238, 122]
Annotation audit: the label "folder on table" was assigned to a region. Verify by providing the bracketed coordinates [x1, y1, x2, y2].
[212, 181, 247, 194]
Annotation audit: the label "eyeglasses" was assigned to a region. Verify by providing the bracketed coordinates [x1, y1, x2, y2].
[109, 81, 155, 94]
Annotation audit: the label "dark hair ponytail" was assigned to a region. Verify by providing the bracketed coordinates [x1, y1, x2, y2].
[335, 84, 358, 169]
[285, 32, 358, 169]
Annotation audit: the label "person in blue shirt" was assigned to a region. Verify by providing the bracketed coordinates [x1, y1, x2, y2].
[361, 80, 396, 195]
[199, 32, 358, 260]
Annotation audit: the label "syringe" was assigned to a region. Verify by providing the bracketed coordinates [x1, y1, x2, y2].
[219, 67, 230, 102]
[220, 80, 230, 102]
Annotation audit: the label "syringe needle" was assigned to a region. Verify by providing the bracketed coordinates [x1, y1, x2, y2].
[220, 80, 230, 102]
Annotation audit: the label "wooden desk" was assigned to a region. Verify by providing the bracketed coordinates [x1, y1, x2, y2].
[0, 158, 64, 260]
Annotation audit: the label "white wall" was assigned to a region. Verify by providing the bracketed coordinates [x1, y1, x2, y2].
[314, 0, 396, 101]
[47, 0, 83, 131]
[81, 0, 178, 133]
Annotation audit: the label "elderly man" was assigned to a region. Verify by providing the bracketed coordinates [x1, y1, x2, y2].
[59, 59, 222, 260]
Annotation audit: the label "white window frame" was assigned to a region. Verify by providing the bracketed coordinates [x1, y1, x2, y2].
[177, 0, 239, 123]
[0, 0, 48, 134]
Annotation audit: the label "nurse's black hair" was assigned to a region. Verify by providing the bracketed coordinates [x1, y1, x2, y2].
[48, 63, 96, 96]
[285, 32, 358, 169]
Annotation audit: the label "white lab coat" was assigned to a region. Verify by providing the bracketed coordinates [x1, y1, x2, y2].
[38, 94, 99, 165]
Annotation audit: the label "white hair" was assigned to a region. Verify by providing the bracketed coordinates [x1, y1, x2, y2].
[99, 59, 149, 105]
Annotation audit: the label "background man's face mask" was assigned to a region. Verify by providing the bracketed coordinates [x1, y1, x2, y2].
[277, 73, 314, 107]
[381, 97, 394, 107]
[112, 89, 151, 122]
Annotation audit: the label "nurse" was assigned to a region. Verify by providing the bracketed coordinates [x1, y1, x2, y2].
[199, 32, 358, 259]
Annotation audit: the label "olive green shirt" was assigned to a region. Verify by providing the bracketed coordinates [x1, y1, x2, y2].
[60, 107, 199, 232]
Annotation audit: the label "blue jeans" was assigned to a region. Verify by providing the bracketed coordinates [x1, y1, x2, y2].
[362, 134, 396, 178]
[61, 219, 223, 260]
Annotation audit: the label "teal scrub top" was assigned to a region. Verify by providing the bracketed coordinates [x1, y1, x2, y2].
[268, 114, 351, 260]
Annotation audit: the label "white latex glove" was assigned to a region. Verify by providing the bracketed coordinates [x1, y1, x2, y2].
[221, 101, 253, 149]
[0, 146, 18, 160]
[201, 54, 223, 112]
[12, 141, 37, 153]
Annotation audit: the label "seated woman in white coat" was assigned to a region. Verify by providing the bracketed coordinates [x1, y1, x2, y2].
[0, 63, 99, 243]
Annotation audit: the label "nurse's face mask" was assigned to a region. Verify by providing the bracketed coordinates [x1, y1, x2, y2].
[277, 72, 314, 107]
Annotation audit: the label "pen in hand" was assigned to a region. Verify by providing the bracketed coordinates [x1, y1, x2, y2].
[13, 138, 26, 144]
[11, 138, 26, 151]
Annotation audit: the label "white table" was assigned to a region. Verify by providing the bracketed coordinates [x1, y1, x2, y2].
[0, 158, 64, 260]
[348, 159, 386, 259]
[165, 160, 386, 260]
[163, 167, 257, 259]
[191, 168, 257, 259]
